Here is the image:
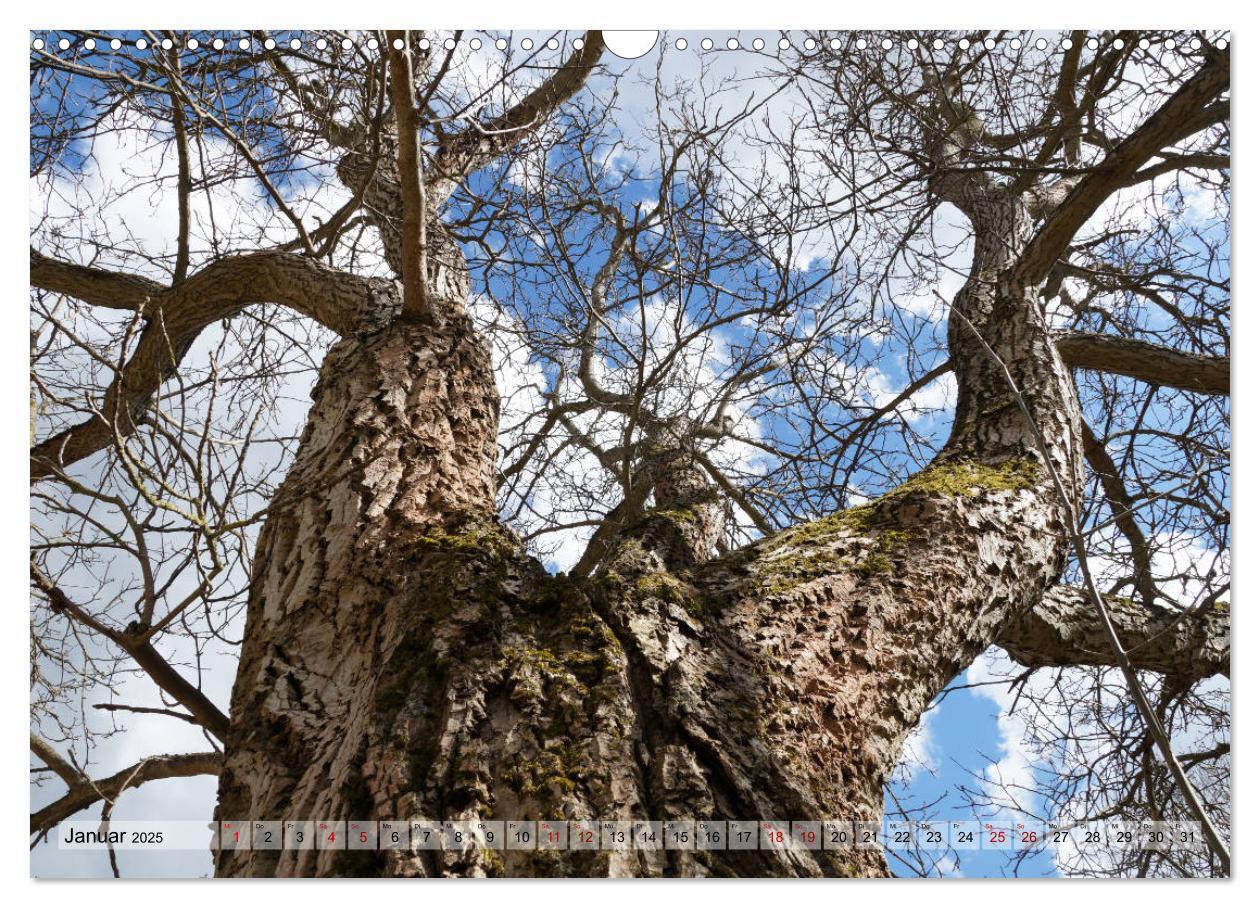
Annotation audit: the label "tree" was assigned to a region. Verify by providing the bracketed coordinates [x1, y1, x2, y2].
[30, 29, 1230, 878]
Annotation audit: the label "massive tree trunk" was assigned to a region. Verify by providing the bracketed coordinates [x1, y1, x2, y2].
[212, 188, 1091, 878]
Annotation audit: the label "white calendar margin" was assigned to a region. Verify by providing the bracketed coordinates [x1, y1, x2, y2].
[7, 0, 1247, 902]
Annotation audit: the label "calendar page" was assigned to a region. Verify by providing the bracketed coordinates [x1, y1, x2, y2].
[28, 18, 1231, 883]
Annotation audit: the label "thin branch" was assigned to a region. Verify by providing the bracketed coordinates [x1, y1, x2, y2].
[30, 750, 222, 835]
[387, 30, 429, 319]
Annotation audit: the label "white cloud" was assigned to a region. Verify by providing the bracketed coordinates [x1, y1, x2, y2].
[965, 649, 1044, 818]
[895, 708, 940, 784]
[1085, 528, 1228, 608]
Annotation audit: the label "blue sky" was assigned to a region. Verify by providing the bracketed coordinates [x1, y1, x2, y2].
[885, 669, 1059, 878]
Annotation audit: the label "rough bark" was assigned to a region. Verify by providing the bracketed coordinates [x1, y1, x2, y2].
[214, 298, 503, 875]
[999, 586, 1229, 681]
[1056, 332, 1229, 396]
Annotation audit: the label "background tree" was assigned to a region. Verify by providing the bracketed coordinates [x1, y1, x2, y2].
[30, 29, 1229, 878]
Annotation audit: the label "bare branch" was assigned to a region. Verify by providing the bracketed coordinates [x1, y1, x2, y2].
[1014, 49, 1229, 285]
[30, 750, 222, 835]
[31, 564, 231, 741]
[30, 733, 83, 788]
[1057, 332, 1229, 396]
[999, 586, 1229, 680]
[428, 31, 606, 200]
[1081, 419, 1160, 605]
[387, 30, 429, 320]
[30, 248, 164, 311]
[31, 250, 396, 480]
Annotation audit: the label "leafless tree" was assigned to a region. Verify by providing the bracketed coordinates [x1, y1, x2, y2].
[30, 29, 1229, 877]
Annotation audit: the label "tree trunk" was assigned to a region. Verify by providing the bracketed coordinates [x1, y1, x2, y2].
[214, 189, 1083, 877]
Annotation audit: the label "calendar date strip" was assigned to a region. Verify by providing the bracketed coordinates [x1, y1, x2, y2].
[57, 818, 1206, 853]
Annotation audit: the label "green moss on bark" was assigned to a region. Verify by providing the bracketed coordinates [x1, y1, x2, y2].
[856, 552, 895, 575]
[770, 457, 1041, 552]
[634, 571, 705, 617]
[887, 456, 1043, 498]
[755, 550, 853, 595]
